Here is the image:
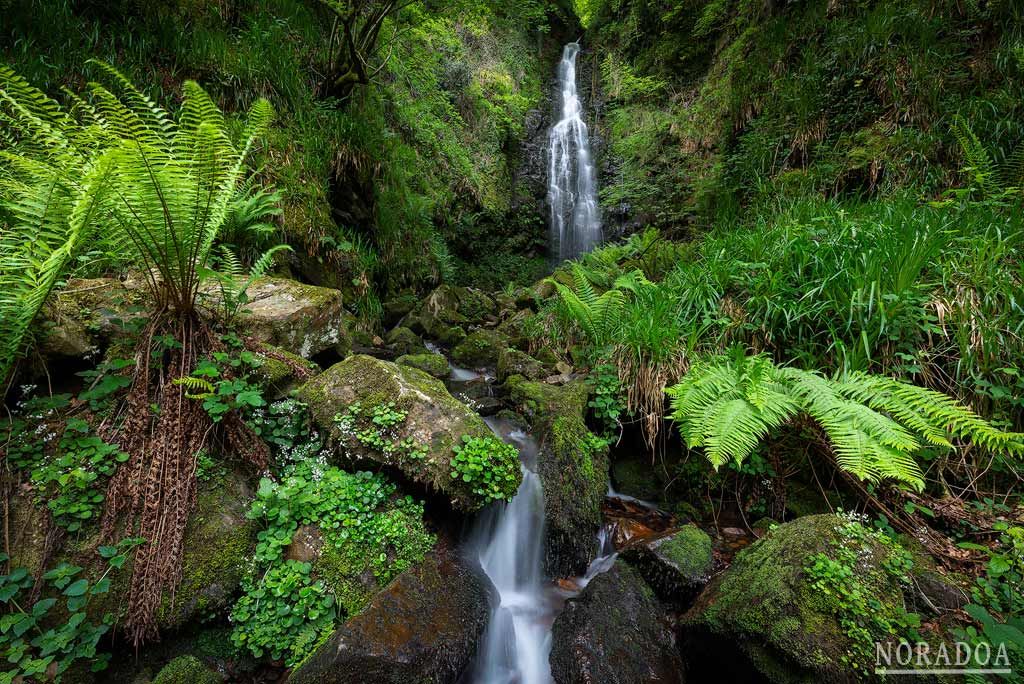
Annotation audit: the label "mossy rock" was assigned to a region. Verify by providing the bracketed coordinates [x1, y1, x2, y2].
[152, 655, 220, 684]
[254, 344, 320, 399]
[682, 514, 911, 684]
[155, 471, 258, 630]
[297, 355, 506, 511]
[289, 543, 490, 684]
[401, 285, 495, 342]
[450, 329, 509, 367]
[229, 277, 350, 359]
[385, 326, 427, 356]
[496, 347, 545, 382]
[623, 524, 713, 606]
[6, 491, 48, 577]
[550, 562, 683, 684]
[506, 375, 608, 576]
[396, 352, 449, 379]
[495, 308, 536, 349]
[382, 292, 421, 327]
[610, 454, 664, 503]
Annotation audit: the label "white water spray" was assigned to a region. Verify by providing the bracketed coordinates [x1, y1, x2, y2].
[548, 43, 601, 261]
[469, 419, 553, 684]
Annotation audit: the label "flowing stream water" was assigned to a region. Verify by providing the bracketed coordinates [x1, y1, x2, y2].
[548, 42, 602, 261]
[467, 418, 617, 684]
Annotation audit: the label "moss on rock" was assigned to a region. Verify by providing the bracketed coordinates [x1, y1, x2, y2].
[496, 347, 545, 382]
[396, 352, 450, 379]
[297, 355, 502, 510]
[450, 329, 509, 367]
[152, 655, 220, 684]
[624, 524, 713, 606]
[385, 326, 426, 356]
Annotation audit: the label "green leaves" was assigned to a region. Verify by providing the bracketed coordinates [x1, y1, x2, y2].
[449, 434, 522, 505]
[667, 351, 1024, 491]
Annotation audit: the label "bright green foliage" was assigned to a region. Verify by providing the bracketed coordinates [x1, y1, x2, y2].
[0, 539, 142, 683]
[449, 435, 521, 504]
[546, 264, 626, 354]
[229, 560, 337, 668]
[334, 402, 428, 462]
[667, 351, 1024, 490]
[805, 514, 918, 672]
[586, 363, 626, 440]
[176, 343, 267, 422]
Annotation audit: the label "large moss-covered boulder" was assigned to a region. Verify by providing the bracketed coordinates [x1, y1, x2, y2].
[288, 544, 490, 684]
[297, 355, 504, 511]
[253, 344, 319, 399]
[505, 376, 608, 576]
[396, 352, 449, 379]
[551, 563, 684, 684]
[450, 329, 509, 368]
[227, 277, 350, 359]
[385, 326, 427, 356]
[35, 277, 150, 361]
[624, 524, 713, 606]
[683, 514, 918, 684]
[156, 472, 258, 630]
[496, 347, 545, 382]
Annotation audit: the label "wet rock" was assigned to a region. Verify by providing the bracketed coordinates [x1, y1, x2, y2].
[550, 563, 684, 684]
[495, 308, 536, 349]
[202, 277, 350, 359]
[152, 655, 220, 684]
[450, 329, 509, 367]
[682, 513, 924, 684]
[505, 376, 608, 576]
[401, 285, 496, 343]
[497, 348, 545, 382]
[385, 326, 427, 356]
[396, 352, 450, 379]
[297, 355, 504, 511]
[623, 524, 713, 606]
[610, 454, 664, 502]
[382, 293, 420, 328]
[289, 544, 490, 684]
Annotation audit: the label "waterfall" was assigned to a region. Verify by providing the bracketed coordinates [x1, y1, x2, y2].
[548, 42, 602, 262]
[468, 418, 553, 684]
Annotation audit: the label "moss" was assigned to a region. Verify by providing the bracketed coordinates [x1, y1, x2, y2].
[385, 326, 426, 356]
[396, 352, 449, 379]
[152, 655, 220, 684]
[156, 476, 256, 629]
[254, 344, 319, 397]
[657, 524, 713, 580]
[450, 329, 509, 367]
[312, 545, 377, 618]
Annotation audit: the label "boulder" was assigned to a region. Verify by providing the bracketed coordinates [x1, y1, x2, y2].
[152, 655, 220, 684]
[450, 329, 509, 368]
[682, 514, 933, 684]
[400, 285, 495, 343]
[496, 348, 545, 382]
[229, 277, 350, 359]
[156, 471, 258, 630]
[396, 352, 450, 379]
[551, 563, 684, 684]
[382, 293, 420, 328]
[623, 524, 714, 606]
[505, 376, 608, 576]
[385, 326, 427, 356]
[253, 345, 319, 399]
[297, 355, 505, 511]
[288, 544, 490, 684]
[36, 277, 149, 359]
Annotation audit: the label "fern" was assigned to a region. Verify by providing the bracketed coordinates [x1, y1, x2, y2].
[546, 263, 626, 351]
[667, 352, 1024, 490]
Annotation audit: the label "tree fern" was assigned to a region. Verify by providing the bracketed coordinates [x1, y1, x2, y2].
[667, 352, 1024, 490]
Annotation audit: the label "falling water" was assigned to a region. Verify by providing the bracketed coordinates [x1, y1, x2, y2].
[469, 418, 552, 684]
[548, 43, 602, 261]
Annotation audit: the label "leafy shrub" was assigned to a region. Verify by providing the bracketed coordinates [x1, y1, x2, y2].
[450, 435, 521, 504]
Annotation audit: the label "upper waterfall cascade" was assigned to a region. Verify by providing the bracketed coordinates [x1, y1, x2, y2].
[548, 42, 602, 262]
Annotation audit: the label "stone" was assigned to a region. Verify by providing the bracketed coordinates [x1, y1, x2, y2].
[496, 347, 545, 382]
[288, 544, 490, 684]
[400, 285, 495, 342]
[297, 355, 505, 511]
[228, 277, 350, 359]
[550, 563, 684, 684]
[623, 524, 714, 606]
[152, 655, 220, 684]
[395, 352, 450, 379]
[450, 329, 509, 368]
[505, 376, 608, 576]
[252, 344, 319, 399]
[385, 326, 427, 356]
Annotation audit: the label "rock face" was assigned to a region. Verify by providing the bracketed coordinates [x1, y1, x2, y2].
[297, 355, 501, 511]
[505, 375, 608, 576]
[496, 347, 545, 382]
[623, 524, 714, 607]
[396, 352, 450, 379]
[288, 545, 490, 684]
[682, 514, 912, 684]
[229, 277, 350, 359]
[551, 563, 684, 684]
